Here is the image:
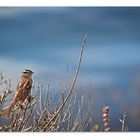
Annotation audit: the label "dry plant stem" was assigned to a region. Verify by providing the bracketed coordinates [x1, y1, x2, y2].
[122, 112, 127, 132]
[80, 105, 92, 131]
[63, 93, 76, 121]
[22, 126, 32, 132]
[0, 83, 12, 113]
[82, 118, 92, 131]
[67, 109, 72, 131]
[72, 95, 84, 131]
[119, 112, 127, 132]
[11, 108, 21, 131]
[65, 95, 76, 131]
[21, 114, 32, 131]
[35, 87, 40, 114]
[49, 91, 57, 112]
[46, 80, 50, 112]
[38, 81, 43, 114]
[18, 101, 29, 131]
[42, 33, 87, 131]
[30, 83, 35, 113]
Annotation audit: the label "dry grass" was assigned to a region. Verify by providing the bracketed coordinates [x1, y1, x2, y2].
[0, 33, 128, 132]
[0, 33, 95, 132]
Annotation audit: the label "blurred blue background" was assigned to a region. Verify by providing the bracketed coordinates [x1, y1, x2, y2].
[0, 7, 140, 131]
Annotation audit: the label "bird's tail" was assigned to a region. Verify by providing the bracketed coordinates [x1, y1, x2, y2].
[2, 100, 16, 118]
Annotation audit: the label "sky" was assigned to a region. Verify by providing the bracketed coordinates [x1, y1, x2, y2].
[0, 7, 140, 87]
[1, 7, 140, 130]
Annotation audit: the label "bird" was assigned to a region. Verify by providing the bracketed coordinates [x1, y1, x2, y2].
[2, 69, 34, 118]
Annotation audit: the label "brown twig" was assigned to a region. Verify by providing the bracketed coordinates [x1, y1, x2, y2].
[119, 112, 127, 132]
[42, 33, 87, 131]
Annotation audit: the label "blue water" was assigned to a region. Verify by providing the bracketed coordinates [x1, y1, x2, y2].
[0, 7, 140, 131]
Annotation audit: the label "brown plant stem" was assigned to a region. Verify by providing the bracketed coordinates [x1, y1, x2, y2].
[42, 32, 87, 131]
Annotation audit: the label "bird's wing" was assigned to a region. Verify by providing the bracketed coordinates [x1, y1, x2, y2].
[16, 81, 25, 95]
[16, 80, 29, 94]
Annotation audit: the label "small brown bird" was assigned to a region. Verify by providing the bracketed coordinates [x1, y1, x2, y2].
[2, 69, 34, 118]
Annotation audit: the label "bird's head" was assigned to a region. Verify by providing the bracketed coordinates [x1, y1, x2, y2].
[22, 69, 34, 77]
